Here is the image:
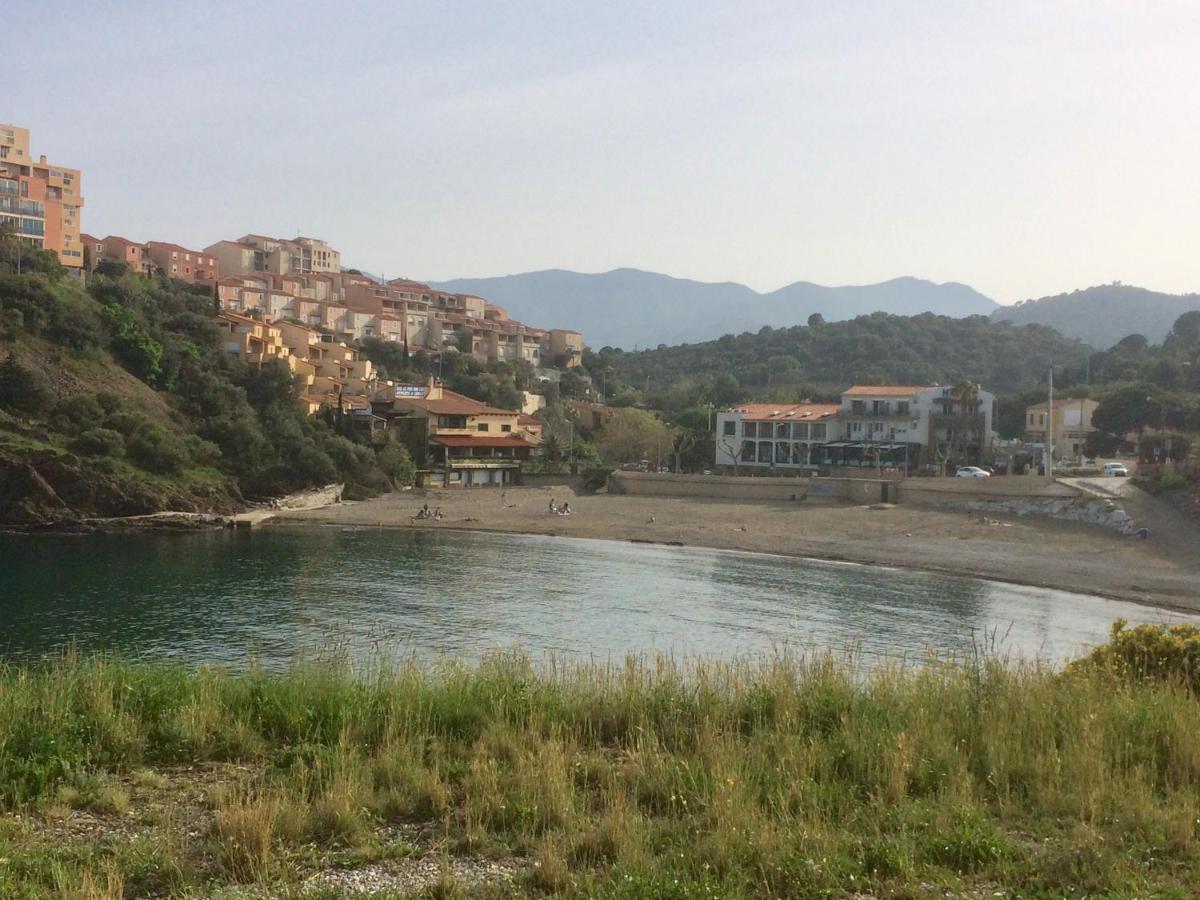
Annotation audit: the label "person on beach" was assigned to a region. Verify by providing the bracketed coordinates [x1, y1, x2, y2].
[416, 504, 430, 519]
[559, 501, 571, 516]
[549, 497, 557, 514]
[500, 491, 508, 507]
[434, 507, 444, 520]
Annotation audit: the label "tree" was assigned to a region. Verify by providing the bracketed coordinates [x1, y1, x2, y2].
[950, 377, 981, 464]
[596, 408, 676, 466]
[807, 312, 825, 327]
[1171, 311, 1200, 344]
[1092, 384, 1162, 440]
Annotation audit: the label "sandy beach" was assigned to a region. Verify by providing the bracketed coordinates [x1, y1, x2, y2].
[274, 485, 1200, 612]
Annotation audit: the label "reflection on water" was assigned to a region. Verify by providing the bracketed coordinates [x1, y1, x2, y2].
[1, 528, 1195, 669]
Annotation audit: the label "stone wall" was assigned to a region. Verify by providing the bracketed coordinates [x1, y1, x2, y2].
[269, 483, 344, 510]
[967, 496, 1138, 535]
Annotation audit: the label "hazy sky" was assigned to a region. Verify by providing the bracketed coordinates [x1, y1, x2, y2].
[7, 1, 1198, 302]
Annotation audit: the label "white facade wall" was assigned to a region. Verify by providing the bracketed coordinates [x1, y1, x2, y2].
[715, 412, 836, 469]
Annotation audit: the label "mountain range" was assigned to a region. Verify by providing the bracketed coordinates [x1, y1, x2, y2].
[431, 269, 996, 350]
[431, 269, 1200, 352]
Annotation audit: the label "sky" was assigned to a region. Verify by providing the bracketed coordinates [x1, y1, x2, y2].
[6, 1, 1199, 303]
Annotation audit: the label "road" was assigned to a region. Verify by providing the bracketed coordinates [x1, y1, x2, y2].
[1060, 475, 1200, 568]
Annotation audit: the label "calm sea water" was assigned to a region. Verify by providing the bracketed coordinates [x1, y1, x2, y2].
[1, 527, 1194, 669]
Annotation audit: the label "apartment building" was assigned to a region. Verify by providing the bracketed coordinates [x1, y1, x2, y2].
[97, 236, 154, 274]
[1024, 397, 1098, 459]
[144, 241, 218, 284]
[715, 383, 996, 472]
[217, 270, 569, 368]
[371, 380, 538, 487]
[0, 124, 84, 272]
[715, 403, 842, 469]
[215, 313, 292, 367]
[205, 234, 341, 277]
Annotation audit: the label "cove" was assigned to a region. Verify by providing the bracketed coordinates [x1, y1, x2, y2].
[2, 528, 1195, 669]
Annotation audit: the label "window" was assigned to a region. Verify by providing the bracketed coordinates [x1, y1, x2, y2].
[849, 421, 863, 435]
[775, 423, 790, 439]
[477, 423, 489, 432]
[741, 440, 755, 462]
[794, 422, 809, 439]
[723, 420, 736, 436]
[851, 400, 866, 414]
[501, 424, 511, 432]
[897, 401, 910, 416]
[757, 442, 773, 463]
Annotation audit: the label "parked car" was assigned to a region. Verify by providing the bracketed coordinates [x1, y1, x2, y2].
[1103, 462, 1129, 477]
[955, 466, 991, 478]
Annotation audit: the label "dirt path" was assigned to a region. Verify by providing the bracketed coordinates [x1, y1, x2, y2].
[275, 485, 1200, 612]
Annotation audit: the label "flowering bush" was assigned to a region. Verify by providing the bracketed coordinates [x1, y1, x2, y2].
[1070, 619, 1200, 690]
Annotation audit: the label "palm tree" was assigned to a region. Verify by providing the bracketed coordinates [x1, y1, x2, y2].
[951, 378, 981, 464]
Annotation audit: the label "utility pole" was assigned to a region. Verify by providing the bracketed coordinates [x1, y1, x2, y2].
[1047, 364, 1054, 481]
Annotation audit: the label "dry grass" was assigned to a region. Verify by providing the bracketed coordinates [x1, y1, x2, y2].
[0, 646, 1198, 896]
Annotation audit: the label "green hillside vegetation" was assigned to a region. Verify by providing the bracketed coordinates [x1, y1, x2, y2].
[0, 232, 414, 526]
[589, 313, 1089, 409]
[991, 283, 1200, 348]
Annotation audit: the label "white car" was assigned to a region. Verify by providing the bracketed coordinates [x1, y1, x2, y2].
[1103, 462, 1129, 477]
[955, 466, 991, 478]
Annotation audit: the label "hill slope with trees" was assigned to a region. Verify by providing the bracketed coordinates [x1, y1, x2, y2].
[991, 284, 1200, 348]
[0, 232, 416, 527]
[590, 312, 1089, 406]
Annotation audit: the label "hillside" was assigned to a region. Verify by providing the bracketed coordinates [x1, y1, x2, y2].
[0, 243, 417, 526]
[991, 284, 1200, 348]
[594, 312, 1089, 400]
[432, 269, 998, 349]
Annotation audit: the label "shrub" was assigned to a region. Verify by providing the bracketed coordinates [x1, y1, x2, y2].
[71, 428, 126, 459]
[53, 394, 106, 428]
[0, 355, 53, 415]
[1069, 619, 1200, 691]
[127, 427, 190, 475]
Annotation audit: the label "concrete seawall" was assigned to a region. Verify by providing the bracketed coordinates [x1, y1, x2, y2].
[897, 476, 1076, 507]
[607, 471, 894, 503]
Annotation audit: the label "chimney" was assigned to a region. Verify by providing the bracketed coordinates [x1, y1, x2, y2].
[39, 154, 47, 165]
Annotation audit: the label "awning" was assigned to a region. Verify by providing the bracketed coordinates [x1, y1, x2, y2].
[430, 434, 535, 448]
[824, 442, 852, 448]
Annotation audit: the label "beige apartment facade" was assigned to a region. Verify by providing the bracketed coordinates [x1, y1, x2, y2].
[1025, 397, 1099, 459]
[0, 123, 85, 272]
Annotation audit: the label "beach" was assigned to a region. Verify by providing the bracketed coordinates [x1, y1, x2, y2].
[274, 484, 1200, 612]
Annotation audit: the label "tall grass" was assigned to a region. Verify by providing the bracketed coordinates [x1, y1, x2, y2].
[0, 647, 1198, 895]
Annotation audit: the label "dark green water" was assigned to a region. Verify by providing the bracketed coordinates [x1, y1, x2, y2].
[1, 528, 1193, 669]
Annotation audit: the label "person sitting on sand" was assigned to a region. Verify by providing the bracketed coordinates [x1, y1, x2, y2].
[548, 497, 557, 514]
[434, 507, 444, 520]
[558, 501, 571, 516]
[415, 504, 430, 519]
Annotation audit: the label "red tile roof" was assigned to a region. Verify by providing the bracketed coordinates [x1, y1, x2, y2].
[431, 434, 535, 448]
[391, 388, 517, 417]
[843, 385, 934, 396]
[730, 403, 840, 420]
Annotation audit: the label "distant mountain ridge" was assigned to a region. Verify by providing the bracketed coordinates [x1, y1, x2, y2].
[430, 268, 998, 349]
[990, 284, 1200, 349]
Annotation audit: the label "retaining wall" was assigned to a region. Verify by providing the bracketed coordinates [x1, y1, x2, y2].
[607, 471, 896, 503]
[897, 476, 1076, 507]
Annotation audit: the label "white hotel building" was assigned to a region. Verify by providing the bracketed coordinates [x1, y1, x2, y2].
[715, 384, 995, 472]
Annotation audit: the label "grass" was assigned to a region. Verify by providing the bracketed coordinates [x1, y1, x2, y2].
[0, 646, 1198, 897]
